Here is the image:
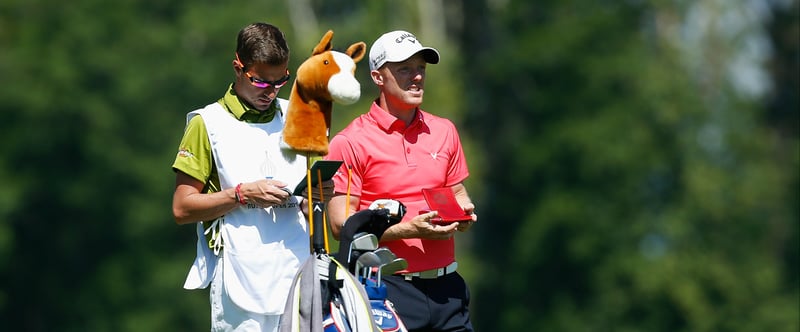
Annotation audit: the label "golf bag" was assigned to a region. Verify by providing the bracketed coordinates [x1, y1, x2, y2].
[279, 202, 379, 332]
[280, 201, 410, 332]
[335, 203, 409, 332]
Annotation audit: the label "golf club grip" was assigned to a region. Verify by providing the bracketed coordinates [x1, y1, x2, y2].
[312, 201, 325, 253]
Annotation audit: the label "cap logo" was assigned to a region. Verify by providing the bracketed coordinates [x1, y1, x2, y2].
[372, 52, 386, 68]
[394, 33, 417, 44]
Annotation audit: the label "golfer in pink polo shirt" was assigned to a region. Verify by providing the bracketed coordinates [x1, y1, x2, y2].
[325, 30, 477, 332]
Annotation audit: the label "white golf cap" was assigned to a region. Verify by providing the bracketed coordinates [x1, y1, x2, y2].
[368, 30, 440, 71]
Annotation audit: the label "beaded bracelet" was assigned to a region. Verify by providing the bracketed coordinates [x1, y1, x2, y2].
[234, 183, 247, 205]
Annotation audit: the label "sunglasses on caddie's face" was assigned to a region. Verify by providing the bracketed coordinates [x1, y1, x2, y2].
[245, 70, 290, 89]
[235, 53, 291, 89]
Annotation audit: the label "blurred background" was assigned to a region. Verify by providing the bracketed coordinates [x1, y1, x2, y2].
[1, 0, 797, 331]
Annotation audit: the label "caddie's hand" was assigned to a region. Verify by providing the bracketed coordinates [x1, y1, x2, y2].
[412, 211, 458, 240]
[301, 179, 334, 204]
[237, 179, 291, 207]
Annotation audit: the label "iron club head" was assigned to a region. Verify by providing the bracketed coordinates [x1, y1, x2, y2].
[347, 232, 379, 264]
[372, 247, 397, 265]
[355, 251, 382, 281]
[377, 258, 408, 287]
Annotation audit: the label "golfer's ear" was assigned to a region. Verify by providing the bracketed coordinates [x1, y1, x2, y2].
[370, 70, 383, 86]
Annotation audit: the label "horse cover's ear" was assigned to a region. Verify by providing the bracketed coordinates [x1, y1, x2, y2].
[312, 30, 334, 56]
[346, 42, 367, 63]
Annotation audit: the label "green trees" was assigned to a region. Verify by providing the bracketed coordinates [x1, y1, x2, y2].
[461, 0, 798, 331]
[0, 0, 796, 330]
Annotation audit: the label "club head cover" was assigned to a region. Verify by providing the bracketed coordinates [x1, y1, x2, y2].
[334, 208, 403, 272]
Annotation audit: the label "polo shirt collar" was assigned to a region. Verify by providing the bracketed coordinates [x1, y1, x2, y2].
[218, 84, 279, 123]
[368, 100, 425, 133]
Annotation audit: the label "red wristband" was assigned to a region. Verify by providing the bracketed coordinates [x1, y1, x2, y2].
[234, 183, 247, 205]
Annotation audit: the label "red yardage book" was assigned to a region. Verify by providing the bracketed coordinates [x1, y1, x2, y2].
[421, 188, 472, 225]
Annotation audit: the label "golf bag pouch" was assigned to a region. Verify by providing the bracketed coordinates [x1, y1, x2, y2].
[365, 284, 387, 300]
[370, 299, 407, 332]
[323, 301, 352, 332]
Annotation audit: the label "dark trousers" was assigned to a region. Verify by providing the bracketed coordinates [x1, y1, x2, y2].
[381, 272, 473, 332]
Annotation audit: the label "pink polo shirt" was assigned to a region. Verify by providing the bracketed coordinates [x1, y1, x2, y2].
[326, 101, 469, 272]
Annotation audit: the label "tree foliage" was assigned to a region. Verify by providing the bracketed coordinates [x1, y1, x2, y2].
[461, 0, 799, 331]
[0, 0, 796, 331]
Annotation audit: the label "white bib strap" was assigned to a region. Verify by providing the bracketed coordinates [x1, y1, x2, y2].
[205, 218, 224, 256]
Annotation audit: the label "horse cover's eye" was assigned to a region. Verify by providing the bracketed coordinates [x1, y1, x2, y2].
[324, 60, 329, 65]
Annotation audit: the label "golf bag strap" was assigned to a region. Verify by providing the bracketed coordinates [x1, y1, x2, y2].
[328, 260, 343, 290]
[323, 259, 344, 311]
